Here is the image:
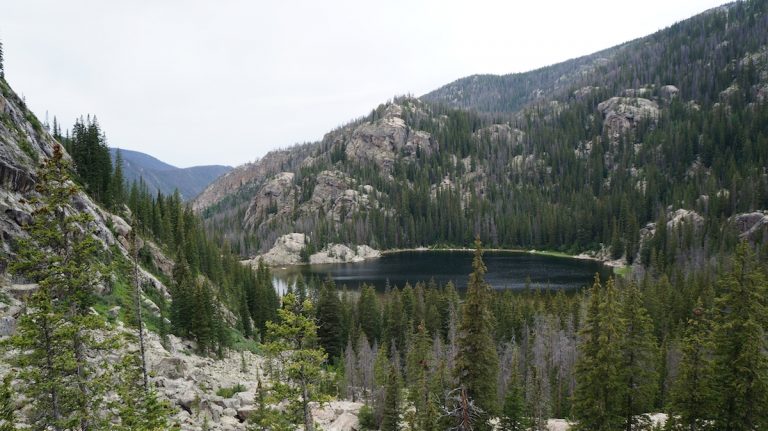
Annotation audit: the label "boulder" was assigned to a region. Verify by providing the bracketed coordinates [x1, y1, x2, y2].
[310, 243, 381, 264]
[327, 412, 359, 431]
[235, 391, 255, 406]
[251, 233, 307, 266]
[731, 211, 768, 240]
[110, 214, 132, 238]
[154, 357, 188, 379]
[176, 390, 198, 412]
[108, 306, 121, 319]
[236, 406, 257, 421]
[660, 85, 680, 99]
[667, 209, 704, 229]
[8, 284, 38, 300]
[5, 208, 31, 227]
[222, 397, 240, 410]
[0, 316, 17, 337]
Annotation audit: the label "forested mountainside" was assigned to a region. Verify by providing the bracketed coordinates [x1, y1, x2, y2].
[196, 0, 768, 266]
[110, 148, 232, 200]
[0, 57, 283, 428]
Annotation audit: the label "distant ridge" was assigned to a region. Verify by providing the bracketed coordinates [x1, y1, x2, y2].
[111, 148, 232, 200]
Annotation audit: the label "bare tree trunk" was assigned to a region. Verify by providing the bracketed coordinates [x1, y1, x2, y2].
[41, 316, 62, 430]
[133, 232, 148, 390]
[73, 327, 90, 431]
[302, 373, 314, 431]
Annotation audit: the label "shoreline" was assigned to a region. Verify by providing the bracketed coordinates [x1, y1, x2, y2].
[263, 245, 628, 275]
[382, 246, 627, 272]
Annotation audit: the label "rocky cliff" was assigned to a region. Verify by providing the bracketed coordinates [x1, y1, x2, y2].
[245, 233, 381, 267]
[0, 74, 366, 431]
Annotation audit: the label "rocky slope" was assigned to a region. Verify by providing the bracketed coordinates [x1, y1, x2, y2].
[245, 233, 381, 267]
[0, 73, 367, 431]
[112, 148, 232, 200]
[142, 328, 363, 431]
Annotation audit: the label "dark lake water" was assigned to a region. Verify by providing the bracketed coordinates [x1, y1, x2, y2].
[273, 250, 611, 292]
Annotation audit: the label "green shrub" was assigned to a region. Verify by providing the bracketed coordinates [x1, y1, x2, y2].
[358, 404, 377, 430]
[18, 137, 38, 162]
[216, 383, 246, 398]
[25, 111, 43, 134]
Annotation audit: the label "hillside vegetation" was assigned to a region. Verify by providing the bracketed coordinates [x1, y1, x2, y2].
[196, 1, 768, 271]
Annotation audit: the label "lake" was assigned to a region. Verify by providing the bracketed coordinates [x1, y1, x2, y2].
[273, 250, 611, 292]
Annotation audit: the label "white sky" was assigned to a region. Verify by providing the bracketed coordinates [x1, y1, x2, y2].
[1, 0, 726, 167]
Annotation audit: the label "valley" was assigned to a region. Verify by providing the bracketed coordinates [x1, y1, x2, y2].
[0, 1, 767, 430]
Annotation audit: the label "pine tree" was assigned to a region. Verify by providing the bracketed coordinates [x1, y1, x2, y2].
[455, 239, 500, 425]
[572, 276, 625, 431]
[111, 148, 126, 209]
[249, 378, 292, 431]
[499, 366, 530, 431]
[170, 255, 193, 337]
[618, 281, 659, 430]
[111, 351, 172, 430]
[8, 144, 111, 430]
[69, 117, 112, 206]
[668, 299, 716, 431]
[265, 293, 327, 431]
[316, 282, 343, 362]
[0, 374, 15, 431]
[380, 363, 401, 431]
[406, 322, 435, 430]
[358, 285, 382, 345]
[712, 242, 768, 431]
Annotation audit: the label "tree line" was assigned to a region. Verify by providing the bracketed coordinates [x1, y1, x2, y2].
[4, 145, 172, 430]
[266, 240, 767, 430]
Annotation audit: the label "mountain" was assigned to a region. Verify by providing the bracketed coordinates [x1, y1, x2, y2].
[0, 57, 283, 430]
[112, 148, 232, 200]
[194, 0, 768, 265]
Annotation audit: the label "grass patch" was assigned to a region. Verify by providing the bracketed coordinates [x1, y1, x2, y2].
[0, 79, 10, 97]
[229, 328, 261, 354]
[1, 111, 39, 163]
[529, 249, 573, 258]
[18, 137, 38, 162]
[215, 383, 246, 398]
[613, 266, 631, 277]
[25, 111, 43, 134]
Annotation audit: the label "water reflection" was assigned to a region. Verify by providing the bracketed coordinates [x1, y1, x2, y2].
[272, 250, 610, 293]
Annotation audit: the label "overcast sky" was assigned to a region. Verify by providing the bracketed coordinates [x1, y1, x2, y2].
[1, 0, 726, 167]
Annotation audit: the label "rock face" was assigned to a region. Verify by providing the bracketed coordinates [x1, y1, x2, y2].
[243, 172, 296, 229]
[0, 74, 175, 334]
[311, 401, 363, 431]
[597, 96, 660, 138]
[731, 211, 768, 241]
[344, 104, 438, 173]
[666, 208, 705, 229]
[251, 232, 308, 266]
[240, 166, 381, 252]
[301, 170, 373, 224]
[246, 233, 381, 267]
[309, 244, 381, 265]
[192, 145, 314, 213]
[473, 123, 524, 146]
